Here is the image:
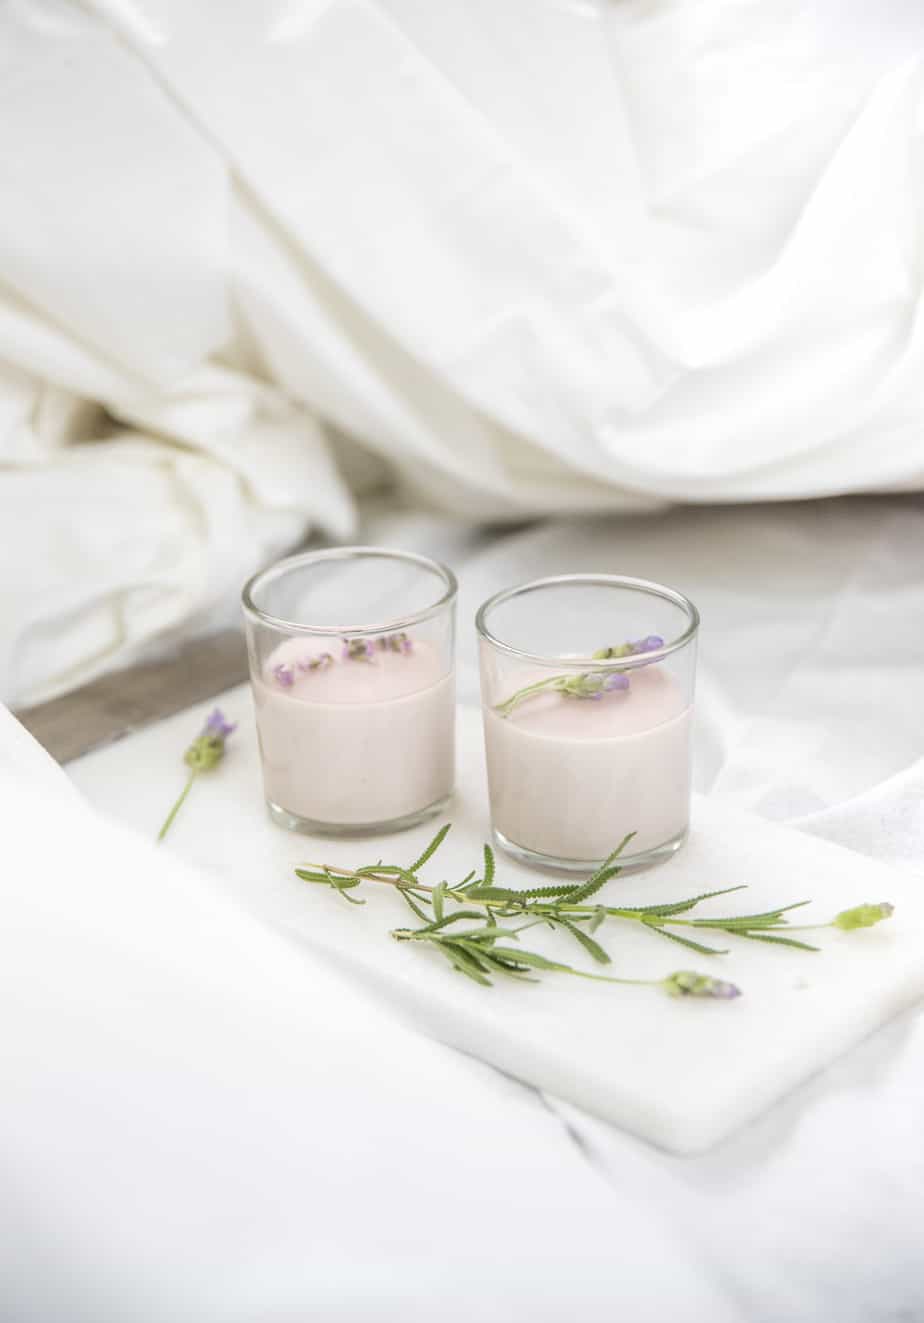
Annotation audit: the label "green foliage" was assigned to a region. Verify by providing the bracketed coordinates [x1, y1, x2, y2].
[294, 825, 894, 997]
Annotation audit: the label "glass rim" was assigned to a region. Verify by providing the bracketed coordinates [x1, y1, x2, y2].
[241, 545, 458, 636]
[475, 573, 699, 668]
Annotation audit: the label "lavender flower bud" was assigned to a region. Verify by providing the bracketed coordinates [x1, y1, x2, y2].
[603, 671, 630, 692]
[632, 635, 664, 654]
[560, 670, 631, 700]
[272, 662, 295, 688]
[592, 644, 634, 660]
[299, 652, 334, 673]
[184, 708, 236, 772]
[204, 709, 236, 740]
[343, 638, 375, 662]
[662, 970, 742, 1000]
[378, 631, 413, 654]
[592, 636, 664, 661]
[832, 902, 895, 931]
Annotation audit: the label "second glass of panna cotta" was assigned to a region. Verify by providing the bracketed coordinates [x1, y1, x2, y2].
[242, 547, 457, 834]
[477, 575, 699, 872]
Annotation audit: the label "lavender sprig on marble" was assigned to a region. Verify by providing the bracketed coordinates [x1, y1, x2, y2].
[495, 636, 661, 718]
[295, 826, 896, 994]
[157, 708, 236, 842]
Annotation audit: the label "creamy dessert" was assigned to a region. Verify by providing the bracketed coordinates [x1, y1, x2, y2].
[254, 634, 454, 829]
[483, 658, 691, 864]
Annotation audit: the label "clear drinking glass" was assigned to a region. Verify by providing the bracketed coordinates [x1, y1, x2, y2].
[242, 546, 457, 834]
[476, 575, 699, 872]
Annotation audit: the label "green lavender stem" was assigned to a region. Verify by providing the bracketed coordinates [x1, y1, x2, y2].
[157, 769, 198, 843]
[494, 675, 569, 718]
[295, 827, 893, 989]
[156, 707, 236, 844]
[296, 858, 779, 951]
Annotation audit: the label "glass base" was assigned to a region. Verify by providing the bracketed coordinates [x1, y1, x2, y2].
[267, 793, 452, 838]
[492, 825, 688, 876]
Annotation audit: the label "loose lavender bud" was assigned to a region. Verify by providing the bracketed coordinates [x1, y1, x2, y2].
[184, 708, 236, 772]
[343, 638, 375, 662]
[272, 662, 295, 688]
[832, 902, 895, 931]
[378, 632, 413, 654]
[298, 652, 334, 673]
[632, 635, 664, 654]
[662, 970, 742, 1000]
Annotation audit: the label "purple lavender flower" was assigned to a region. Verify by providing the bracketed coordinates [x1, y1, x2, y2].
[343, 638, 375, 662]
[662, 970, 742, 1000]
[158, 707, 236, 842]
[631, 635, 664, 654]
[272, 662, 295, 688]
[185, 708, 236, 770]
[203, 708, 236, 740]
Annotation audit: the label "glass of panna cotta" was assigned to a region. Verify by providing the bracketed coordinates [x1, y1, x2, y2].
[242, 547, 457, 835]
[476, 575, 699, 872]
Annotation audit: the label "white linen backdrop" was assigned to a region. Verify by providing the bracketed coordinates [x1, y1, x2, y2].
[2, 0, 924, 703]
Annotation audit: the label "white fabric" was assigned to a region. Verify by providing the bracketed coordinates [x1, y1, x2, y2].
[6, 497, 924, 1317]
[68, 697, 924, 1154]
[4, 0, 924, 702]
[0, 704, 742, 1323]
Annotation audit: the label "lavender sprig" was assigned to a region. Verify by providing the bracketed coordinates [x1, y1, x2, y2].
[495, 636, 663, 718]
[296, 826, 894, 990]
[156, 708, 235, 842]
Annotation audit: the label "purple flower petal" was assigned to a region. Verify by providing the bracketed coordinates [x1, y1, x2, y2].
[272, 662, 295, 688]
[603, 672, 631, 692]
[203, 708, 236, 739]
[630, 635, 664, 654]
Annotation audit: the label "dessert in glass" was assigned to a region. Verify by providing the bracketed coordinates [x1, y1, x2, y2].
[477, 574, 698, 872]
[243, 547, 457, 834]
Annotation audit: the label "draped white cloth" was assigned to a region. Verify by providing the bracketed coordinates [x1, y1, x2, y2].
[3, 0, 924, 703]
[3, 702, 746, 1323]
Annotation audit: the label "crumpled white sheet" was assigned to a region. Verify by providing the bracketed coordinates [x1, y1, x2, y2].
[3, 0, 924, 702]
